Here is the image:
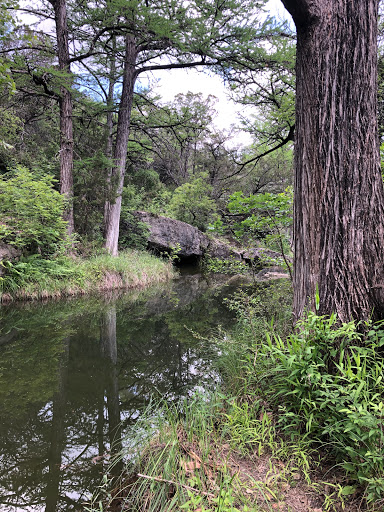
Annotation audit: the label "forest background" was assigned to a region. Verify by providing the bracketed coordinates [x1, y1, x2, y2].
[0, 0, 297, 281]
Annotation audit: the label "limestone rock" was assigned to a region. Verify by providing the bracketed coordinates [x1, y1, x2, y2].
[130, 212, 242, 260]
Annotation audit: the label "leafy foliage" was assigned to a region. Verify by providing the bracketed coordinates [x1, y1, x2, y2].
[227, 188, 292, 243]
[168, 173, 217, 231]
[0, 166, 68, 256]
[119, 213, 150, 251]
[202, 256, 249, 275]
[257, 313, 384, 503]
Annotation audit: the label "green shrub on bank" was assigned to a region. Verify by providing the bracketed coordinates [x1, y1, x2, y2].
[216, 284, 384, 505]
[0, 166, 68, 256]
[86, 394, 289, 512]
[259, 313, 384, 502]
[0, 255, 85, 296]
[167, 173, 217, 231]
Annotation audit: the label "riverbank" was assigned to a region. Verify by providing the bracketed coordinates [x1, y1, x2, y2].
[0, 250, 176, 302]
[88, 280, 384, 512]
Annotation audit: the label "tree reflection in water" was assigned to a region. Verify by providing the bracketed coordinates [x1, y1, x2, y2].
[0, 272, 245, 510]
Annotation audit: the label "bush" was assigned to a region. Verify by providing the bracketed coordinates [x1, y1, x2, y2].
[119, 212, 150, 251]
[227, 188, 293, 253]
[259, 313, 384, 502]
[0, 166, 68, 256]
[167, 173, 217, 231]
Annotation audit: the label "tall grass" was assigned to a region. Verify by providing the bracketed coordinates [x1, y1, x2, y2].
[86, 394, 292, 512]
[0, 250, 175, 301]
[218, 291, 384, 507]
[258, 313, 384, 504]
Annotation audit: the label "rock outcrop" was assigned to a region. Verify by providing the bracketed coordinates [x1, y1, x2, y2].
[128, 212, 285, 267]
[128, 211, 241, 260]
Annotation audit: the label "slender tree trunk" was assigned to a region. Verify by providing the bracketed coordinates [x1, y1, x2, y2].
[49, 0, 74, 235]
[100, 305, 123, 474]
[104, 38, 116, 227]
[281, 0, 384, 322]
[106, 38, 116, 161]
[45, 338, 69, 512]
[104, 35, 137, 255]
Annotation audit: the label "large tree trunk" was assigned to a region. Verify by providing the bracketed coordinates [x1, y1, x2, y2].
[103, 35, 137, 255]
[281, 0, 384, 322]
[49, 0, 75, 235]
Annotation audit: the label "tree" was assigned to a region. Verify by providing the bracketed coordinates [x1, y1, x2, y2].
[280, 0, 384, 322]
[168, 173, 217, 231]
[47, 0, 74, 235]
[0, 167, 68, 257]
[76, 0, 271, 255]
[0, 0, 17, 95]
[131, 92, 217, 187]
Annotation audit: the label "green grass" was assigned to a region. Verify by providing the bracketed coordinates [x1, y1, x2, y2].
[0, 250, 175, 301]
[86, 394, 278, 512]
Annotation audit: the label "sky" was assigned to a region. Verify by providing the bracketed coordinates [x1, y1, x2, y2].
[146, 0, 292, 147]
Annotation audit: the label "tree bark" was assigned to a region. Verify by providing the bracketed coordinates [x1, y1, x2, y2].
[49, 0, 75, 235]
[103, 35, 137, 255]
[281, 0, 384, 322]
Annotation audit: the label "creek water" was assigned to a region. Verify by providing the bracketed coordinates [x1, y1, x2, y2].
[0, 269, 251, 511]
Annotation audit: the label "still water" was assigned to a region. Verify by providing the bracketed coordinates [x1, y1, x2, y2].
[0, 270, 247, 511]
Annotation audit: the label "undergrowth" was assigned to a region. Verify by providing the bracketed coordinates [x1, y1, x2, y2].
[86, 394, 319, 512]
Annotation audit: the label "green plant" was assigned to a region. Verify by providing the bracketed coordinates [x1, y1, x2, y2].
[0, 250, 175, 300]
[167, 173, 217, 231]
[226, 188, 293, 277]
[0, 166, 68, 256]
[202, 256, 249, 275]
[259, 312, 384, 502]
[0, 255, 85, 296]
[119, 212, 150, 251]
[207, 215, 226, 236]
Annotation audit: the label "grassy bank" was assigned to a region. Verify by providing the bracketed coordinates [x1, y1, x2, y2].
[0, 250, 175, 302]
[87, 280, 384, 512]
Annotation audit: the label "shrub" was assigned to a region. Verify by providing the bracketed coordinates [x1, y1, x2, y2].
[167, 173, 217, 231]
[119, 212, 150, 251]
[259, 313, 384, 502]
[0, 166, 68, 256]
[227, 188, 293, 253]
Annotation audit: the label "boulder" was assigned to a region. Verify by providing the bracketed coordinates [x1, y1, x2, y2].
[126, 212, 289, 274]
[130, 212, 242, 260]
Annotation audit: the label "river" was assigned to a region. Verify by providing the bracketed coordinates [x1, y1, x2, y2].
[0, 269, 252, 511]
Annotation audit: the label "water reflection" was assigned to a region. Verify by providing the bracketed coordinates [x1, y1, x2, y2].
[0, 272, 245, 511]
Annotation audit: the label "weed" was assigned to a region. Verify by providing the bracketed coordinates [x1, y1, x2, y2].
[258, 313, 384, 502]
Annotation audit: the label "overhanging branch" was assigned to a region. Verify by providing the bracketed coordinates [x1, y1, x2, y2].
[224, 124, 295, 180]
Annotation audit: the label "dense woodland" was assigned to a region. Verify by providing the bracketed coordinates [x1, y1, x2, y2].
[0, 0, 295, 282]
